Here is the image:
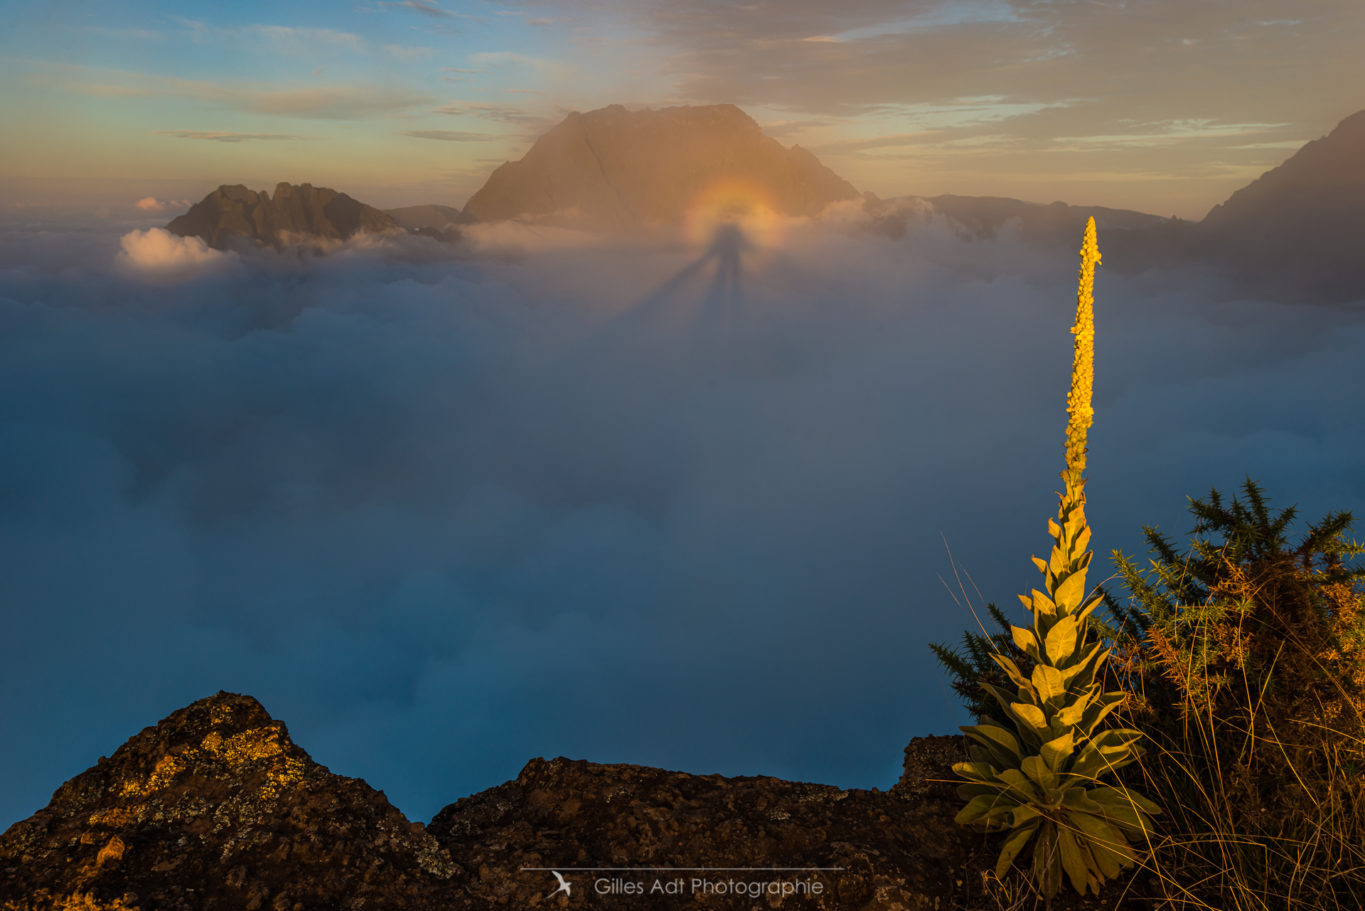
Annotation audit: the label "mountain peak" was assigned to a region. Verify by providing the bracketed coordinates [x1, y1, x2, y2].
[1203, 109, 1365, 226]
[0, 691, 465, 910]
[1188, 108, 1365, 301]
[461, 103, 858, 230]
[166, 182, 398, 250]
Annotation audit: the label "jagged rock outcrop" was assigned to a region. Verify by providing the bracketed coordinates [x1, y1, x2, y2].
[2, 695, 1151, 910]
[462, 104, 859, 229]
[430, 752, 972, 910]
[0, 692, 472, 911]
[167, 183, 399, 250]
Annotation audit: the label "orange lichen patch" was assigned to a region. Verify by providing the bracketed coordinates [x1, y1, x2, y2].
[87, 807, 138, 829]
[681, 178, 785, 250]
[118, 754, 185, 798]
[201, 726, 285, 764]
[2, 892, 139, 911]
[95, 836, 125, 867]
[114, 723, 302, 804]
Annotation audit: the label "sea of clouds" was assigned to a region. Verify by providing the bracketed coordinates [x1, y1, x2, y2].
[2, 208, 1362, 829]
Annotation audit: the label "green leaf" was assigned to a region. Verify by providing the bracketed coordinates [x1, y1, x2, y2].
[1040, 730, 1074, 771]
[1008, 701, 1049, 736]
[1091, 785, 1162, 821]
[962, 724, 1023, 767]
[1054, 570, 1088, 612]
[1020, 755, 1058, 794]
[951, 760, 998, 782]
[990, 653, 1030, 689]
[1069, 811, 1135, 878]
[1025, 588, 1057, 615]
[1031, 664, 1066, 702]
[956, 792, 1017, 826]
[1057, 827, 1099, 895]
[1043, 614, 1079, 664]
[994, 819, 1040, 878]
[998, 768, 1043, 802]
[1010, 625, 1040, 659]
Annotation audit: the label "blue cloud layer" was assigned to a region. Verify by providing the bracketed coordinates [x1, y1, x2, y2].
[1, 217, 1362, 829]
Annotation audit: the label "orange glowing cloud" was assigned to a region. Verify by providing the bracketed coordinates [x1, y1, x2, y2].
[681, 178, 786, 250]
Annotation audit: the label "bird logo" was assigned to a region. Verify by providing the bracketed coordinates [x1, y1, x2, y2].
[548, 870, 572, 900]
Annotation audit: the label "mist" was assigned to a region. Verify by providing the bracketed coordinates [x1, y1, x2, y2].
[2, 210, 1362, 831]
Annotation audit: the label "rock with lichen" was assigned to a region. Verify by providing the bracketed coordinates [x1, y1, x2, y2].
[427, 751, 971, 910]
[0, 692, 474, 911]
[2, 696, 1153, 910]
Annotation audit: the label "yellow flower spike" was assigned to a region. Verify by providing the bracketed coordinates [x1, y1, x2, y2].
[1063, 218, 1099, 495]
[950, 219, 1157, 899]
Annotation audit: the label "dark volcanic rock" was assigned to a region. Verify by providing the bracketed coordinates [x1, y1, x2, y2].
[3, 697, 1151, 910]
[462, 104, 859, 230]
[0, 692, 472, 911]
[428, 752, 973, 910]
[167, 183, 399, 250]
[427, 740, 1148, 910]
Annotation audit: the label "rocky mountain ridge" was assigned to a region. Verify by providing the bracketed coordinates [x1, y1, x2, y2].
[166, 183, 400, 251]
[0, 692, 1147, 911]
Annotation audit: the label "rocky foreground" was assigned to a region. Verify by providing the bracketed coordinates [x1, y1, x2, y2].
[0, 693, 1150, 910]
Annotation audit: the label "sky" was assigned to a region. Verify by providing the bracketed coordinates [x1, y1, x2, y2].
[2, 0, 1365, 218]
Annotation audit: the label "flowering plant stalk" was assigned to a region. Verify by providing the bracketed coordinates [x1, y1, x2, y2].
[952, 218, 1160, 897]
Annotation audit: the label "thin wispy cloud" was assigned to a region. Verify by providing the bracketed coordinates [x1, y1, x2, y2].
[382, 43, 436, 60]
[154, 130, 315, 143]
[174, 19, 368, 55]
[402, 129, 498, 142]
[374, 0, 468, 19]
[32, 63, 434, 120]
[433, 101, 555, 127]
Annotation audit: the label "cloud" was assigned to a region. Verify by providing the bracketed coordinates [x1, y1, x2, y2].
[432, 101, 556, 128]
[34, 62, 434, 120]
[133, 197, 192, 214]
[115, 228, 233, 275]
[375, 0, 467, 19]
[402, 129, 499, 142]
[382, 43, 435, 60]
[467, 51, 566, 78]
[175, 19, 368, 55]
[238, 87, 433, 119]
[154, 130, 314, 143]
[2, 212, 1362, 840]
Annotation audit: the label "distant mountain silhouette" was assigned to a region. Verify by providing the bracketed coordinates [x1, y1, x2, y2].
[1102, 109, 1365, 302]
[167, 183, 399, 250]
[462, 104, 859, 229]
[855, 193, 1167, 244]
[386, 204, 470, 231]
[1195, 109, 1365, 301]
